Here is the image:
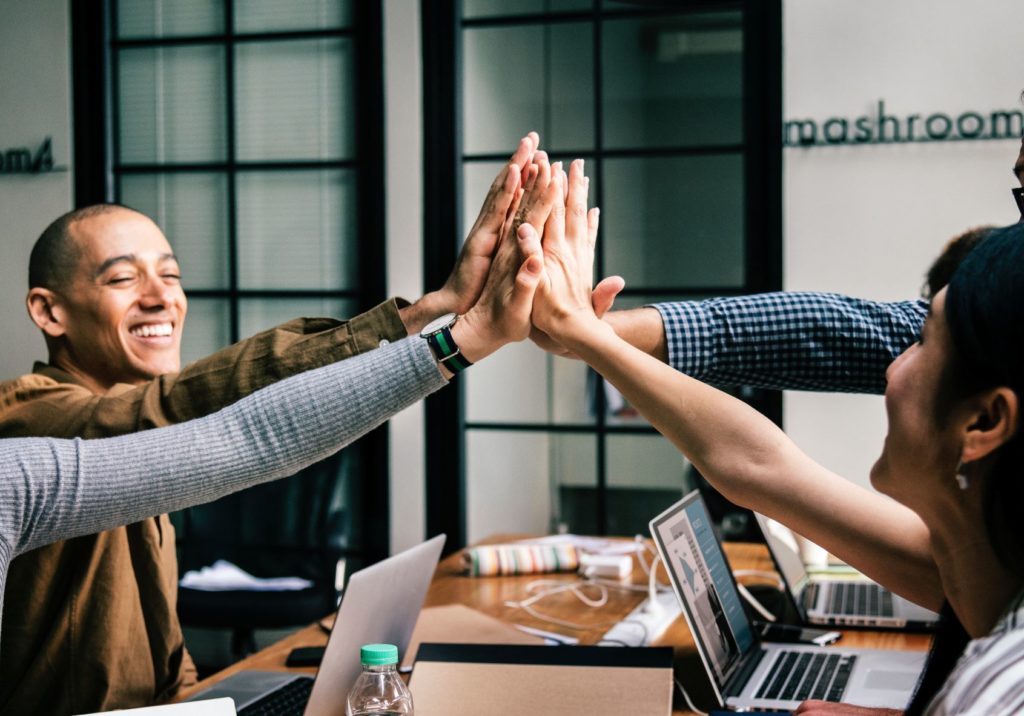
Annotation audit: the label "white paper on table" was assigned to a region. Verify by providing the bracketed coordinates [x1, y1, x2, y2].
[179, 559, 313, 592]
[77, 697, 236, 715]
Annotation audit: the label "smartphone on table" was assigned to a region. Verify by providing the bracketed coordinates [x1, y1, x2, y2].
[754, 621, 841, 646]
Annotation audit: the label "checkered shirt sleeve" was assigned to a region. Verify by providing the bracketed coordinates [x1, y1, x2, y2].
[652, 292, 927, 394]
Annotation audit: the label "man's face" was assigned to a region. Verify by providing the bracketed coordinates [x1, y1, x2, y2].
[55, 209, 187, 389]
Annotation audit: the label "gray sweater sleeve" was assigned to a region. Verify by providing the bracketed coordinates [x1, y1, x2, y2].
[0, 336, 446, 634]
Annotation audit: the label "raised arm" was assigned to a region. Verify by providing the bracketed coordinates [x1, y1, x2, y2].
[585, 293, 926, 394]
[530, 160, 942, 610]
[3, 135, 545, 441]
[1, 338, 444, 563]
[647, 293, 925, 393]
[1, 140, 556, 578]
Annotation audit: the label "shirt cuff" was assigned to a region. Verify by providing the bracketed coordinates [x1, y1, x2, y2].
[649, 301, 713, 378]
[344, 298, 410, 354]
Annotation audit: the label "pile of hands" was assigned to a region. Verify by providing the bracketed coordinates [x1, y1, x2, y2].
[421, 131, 626, 365]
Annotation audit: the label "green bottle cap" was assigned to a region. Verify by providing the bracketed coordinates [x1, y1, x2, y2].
[360, 643, 399, 666]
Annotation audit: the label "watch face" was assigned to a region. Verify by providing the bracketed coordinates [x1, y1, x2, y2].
[420, 312, 458, 336]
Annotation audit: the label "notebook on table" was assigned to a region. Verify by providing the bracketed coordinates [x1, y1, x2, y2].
[753, 511, 940, 629]
[184, 534, 446, 716]
[650, 492, 926, 712]
[409, 643, 674, 716]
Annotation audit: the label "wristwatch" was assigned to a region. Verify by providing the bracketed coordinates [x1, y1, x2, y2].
[420, 312, 473, 373]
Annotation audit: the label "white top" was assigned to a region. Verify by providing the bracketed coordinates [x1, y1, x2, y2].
[926, 590, 1024, 715]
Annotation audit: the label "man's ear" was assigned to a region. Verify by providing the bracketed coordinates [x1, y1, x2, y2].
[961, 387, 1019, 463]
[26, 288, 67, 338]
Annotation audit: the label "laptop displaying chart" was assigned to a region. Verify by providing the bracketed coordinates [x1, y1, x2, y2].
[650, 492, 926, 711]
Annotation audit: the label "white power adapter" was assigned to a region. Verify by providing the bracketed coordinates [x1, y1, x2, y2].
[598, 591, 681, 646]
[579, 552, 633, 579]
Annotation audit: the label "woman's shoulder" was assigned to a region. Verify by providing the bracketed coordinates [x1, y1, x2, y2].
[930, 600, 1024, 715]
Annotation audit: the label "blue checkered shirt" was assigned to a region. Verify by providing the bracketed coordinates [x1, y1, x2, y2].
[652, 292, 927, 394]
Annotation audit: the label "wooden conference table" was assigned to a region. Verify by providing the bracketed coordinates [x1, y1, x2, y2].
[178, 539, 932, 715]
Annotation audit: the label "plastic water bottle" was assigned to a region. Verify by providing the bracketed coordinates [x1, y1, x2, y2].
[345, 643, 414, 716]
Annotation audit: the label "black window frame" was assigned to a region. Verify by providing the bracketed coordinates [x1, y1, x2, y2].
[422, 0, 783, 550]
[71, 0, 391, 565]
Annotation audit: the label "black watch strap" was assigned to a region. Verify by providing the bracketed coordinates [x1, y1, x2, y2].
[425, 321, 473, 373]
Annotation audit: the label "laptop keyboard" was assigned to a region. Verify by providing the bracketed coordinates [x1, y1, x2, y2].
[829, 582, 895, 617]
[238, 676, 314, 716]
[755, 651, 857, 703]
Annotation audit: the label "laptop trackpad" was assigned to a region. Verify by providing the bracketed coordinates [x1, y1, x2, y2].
[865, 669, 917, 691]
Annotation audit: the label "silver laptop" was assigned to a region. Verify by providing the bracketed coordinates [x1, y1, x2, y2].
[753, 511, 939, 629]
[185, 534, 446, 716]
[650, 493, 925, 712]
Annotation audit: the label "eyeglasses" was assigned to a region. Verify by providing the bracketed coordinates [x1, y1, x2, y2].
[1014, 187, 1024, 221]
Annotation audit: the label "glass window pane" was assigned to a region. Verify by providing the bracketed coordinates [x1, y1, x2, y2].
[606, 434, 689, 534]
[602, 155, 744, 289]
[463, 0, 592, 19]
[234, 0, 352, 33]
[119, 172, 230, 290]
[466, 342, 593, 425]
[236, 170, 358, 290]
[467, 431, 595, 543]
[118, 0, 223, 38]
[602, 13, 742, 149]
[181, 297, 232, 365]
[118, 45, 227, 163]
[607, 434, 688, 490]
[235, 39, 354, 162]
[239, 298, 357, 337]
[463, 23, 593, 155]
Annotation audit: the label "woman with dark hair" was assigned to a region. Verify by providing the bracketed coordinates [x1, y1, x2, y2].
[532, 159, 1024, 714]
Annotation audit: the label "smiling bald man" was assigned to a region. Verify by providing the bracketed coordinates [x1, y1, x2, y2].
[0, 131, 542, 716]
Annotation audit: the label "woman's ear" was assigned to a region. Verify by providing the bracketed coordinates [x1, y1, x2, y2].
[961, 387, 1019, 463]
[26, 288, 67, 338]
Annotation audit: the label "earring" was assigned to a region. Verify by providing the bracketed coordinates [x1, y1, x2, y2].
[955, 462, 970, 491]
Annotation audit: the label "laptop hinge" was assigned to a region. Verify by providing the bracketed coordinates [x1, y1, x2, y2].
[724, 647, 767, 697]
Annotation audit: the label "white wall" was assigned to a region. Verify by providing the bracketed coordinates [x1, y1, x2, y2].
[0, 0, 72, 378]
[783, 0, 1024, 487]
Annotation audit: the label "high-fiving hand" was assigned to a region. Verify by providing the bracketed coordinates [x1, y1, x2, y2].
[529, 159, 620, 346]
[445, 149, 563, 370]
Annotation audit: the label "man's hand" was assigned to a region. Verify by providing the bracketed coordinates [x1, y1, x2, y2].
[401, 132, 539, 334]
[445, 154, 561, 369]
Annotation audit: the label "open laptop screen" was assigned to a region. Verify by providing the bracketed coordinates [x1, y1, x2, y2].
[753, 511, 812, 618]
[651, 492, 754, 688]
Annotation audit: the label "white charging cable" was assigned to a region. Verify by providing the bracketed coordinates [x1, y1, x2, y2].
[504, 539, 673, 631]
[646, 553, 665, 614]
[675, 677, 709, 716]
[503, 578, 620, 631]
[732, 568, 785, 622]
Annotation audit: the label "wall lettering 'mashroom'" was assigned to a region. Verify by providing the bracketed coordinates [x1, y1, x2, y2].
[0, 137, 55, 174]
[784, 101, 1023, 147]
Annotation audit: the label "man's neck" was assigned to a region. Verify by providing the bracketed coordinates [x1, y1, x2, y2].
[45, 353, 124, 395]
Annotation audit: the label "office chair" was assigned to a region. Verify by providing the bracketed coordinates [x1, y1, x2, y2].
[175, 451, 352, 664]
